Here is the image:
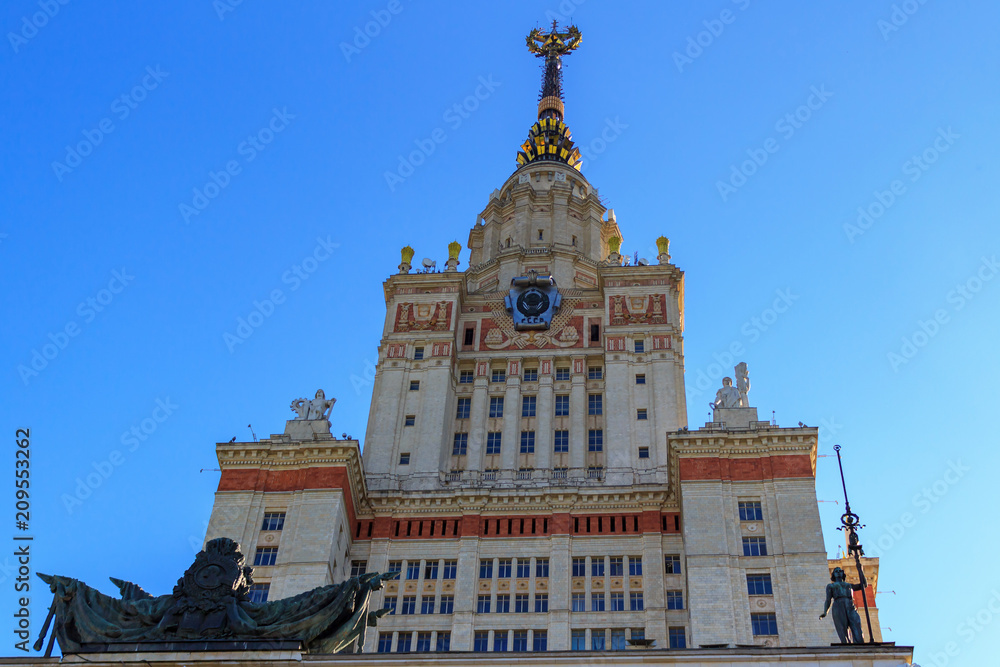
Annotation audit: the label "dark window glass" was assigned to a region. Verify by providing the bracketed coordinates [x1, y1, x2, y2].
[555, 395, 569, 416]
[739, 501, 764, 521]
[522, 396, 536, 417]
[261, 512, 285, 531]
[253, 547, 277, 566]
[248, 583, 269, 602]
[456, 397, 471, 419]
[747, 574, 774, 595]
[669, 627, 686, 648]
[751, 613, 779, 636]
[742, 537, 768, 556]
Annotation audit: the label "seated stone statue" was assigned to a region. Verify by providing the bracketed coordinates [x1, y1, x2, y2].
[36, 538, 395, 654]
[713, 376, 742, 410]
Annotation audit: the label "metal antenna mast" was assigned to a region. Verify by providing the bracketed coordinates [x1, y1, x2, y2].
[833, 444, 875, 643]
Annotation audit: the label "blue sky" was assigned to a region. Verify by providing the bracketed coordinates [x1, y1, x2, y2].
[2, 1, 998, 663]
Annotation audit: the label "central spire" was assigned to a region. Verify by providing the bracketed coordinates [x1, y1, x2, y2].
[516, 22, 583, 171]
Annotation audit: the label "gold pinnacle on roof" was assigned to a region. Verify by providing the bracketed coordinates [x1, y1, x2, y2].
[516, 21, 583, 171]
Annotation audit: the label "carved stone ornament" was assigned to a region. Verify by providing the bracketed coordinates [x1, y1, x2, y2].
[291, 389, 336, 421]
[504, 271, 562, 331]
[35, 537, 398, 655]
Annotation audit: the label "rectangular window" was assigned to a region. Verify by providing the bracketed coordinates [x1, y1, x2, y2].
[668, 627, 686, 649]
[452, 433, 468, 456]
[421, 597, 435, 614]
[631, 628, 645, 642]
[572, 557, 586, 577]
[477, 595, 491, 613]
[491, 369, 506, 383]
[553, 466, 568, 478]
[742, 537, 768, 556]
[443, 560, 457, 579]
[424, 561, 438, 579]
[591, 593, 605, 612]
[248, 583, 269, 602]
[396, 633, 411, 652]
[439, 595, 454, 614]
[533, 630, 547, 651]
[512, 630, 528, 652]
[637, 408, 647, 420]
[588, 394, 603, 415]
[399, 452, 410, 465]
[630, 592, 644, 611]
[609, 556, 623, 576]
[591, 630, 606, 650]
[464, 327, 475, 345]
[747, 573, 774, 595]
[456, 397, 471, 419]
[634, 340, 644, 353]
[460, 370, 474, 383]
[739, 500, 764, 521]
[635, 373, 646, 384]
[521, 396, 536, 417]
[350, 560, 367, 576]
[666, 590, 684, 610]
[610, 592, 625, 611]
[436, 631, 451, 652]
[536, 558, 549, 578]
[383, 596, 397, 615]
[414, 346, 424, 360]
[389, 560, 402, 574]
[496, 594, 510, 613]
[261, 512, 285, 531]
[572, 592, 586, 611]
[479, 559, 493, 579]
[590, 323, 600, 342]
[591, 559, 605, 577]
[751, 612, 779, 636]
[493, 632, 508, 652]
[253, 547, 277, 566]
[497, 558, 512, 578]
[520, 431, 535, 453]
[554, 394, 569, 416]
[516, 559, 531, 578]
[611, 629, 627, 651]
[404, 414, 415, 426]
[588, 429, 604, 451]
[400, 596, 416, 615]
[409, 381, 419, 391]
[588, 366, 603, 379]
[571, 629, 586, 650]
[515, 594, 529, 613]
[489, 396, 504, 418]
[552, 429, 569, 453]
[474, 631, 489, 652]
[556, 367, 570, 381]
[486, 432, 502, 455]
[628, 556, 642, 576]
[378, 632, 392, 653]
[523, 368, 538, 381]
[535, 593, 549, 612]
[665, 555, 681, 574]
[407, 562, 421, 579]
[638, 446, 649, 459]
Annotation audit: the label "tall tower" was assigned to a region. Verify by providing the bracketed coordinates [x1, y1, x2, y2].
[202, 22, 901, 660]
[362, 21, 686, 492]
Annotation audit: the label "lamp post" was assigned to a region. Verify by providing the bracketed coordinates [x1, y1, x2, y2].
[833, 444, 875, 643]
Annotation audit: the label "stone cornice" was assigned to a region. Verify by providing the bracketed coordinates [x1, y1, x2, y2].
[668, 426, 819, 481]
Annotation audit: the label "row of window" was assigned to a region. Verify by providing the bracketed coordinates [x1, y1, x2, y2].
[378, 630, 452, 653]
[384, 595, 455, 615]
[385, 559, 458, 580]
[475, 594, 550, 613]
[566, 555, 645, 577]
[566, 592, 649, 612]
[456, 429, 606, 456]
[453, 367, 606, 384]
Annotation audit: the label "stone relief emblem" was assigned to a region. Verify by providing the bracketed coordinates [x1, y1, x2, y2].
[504, 271, 562, 330]
[486, 296, 579, 350]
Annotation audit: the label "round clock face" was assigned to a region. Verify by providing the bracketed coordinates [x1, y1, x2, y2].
[517, 288, 549, 317]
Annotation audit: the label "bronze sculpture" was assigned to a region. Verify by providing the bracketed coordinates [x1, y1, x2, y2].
[35, 537, 395, 655]
[820, 566, 866, 644]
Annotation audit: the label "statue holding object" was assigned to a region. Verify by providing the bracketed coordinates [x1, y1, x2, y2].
[820, 566, 867, 644]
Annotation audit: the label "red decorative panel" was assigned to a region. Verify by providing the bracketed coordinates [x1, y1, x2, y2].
[573, 358, 584, 374]
[386, 343, 406, 358]
[394, 301, 453, 332]
[432, 342, 452, 357]
[540, 359, 551, 374]
[652, 335, 671, 350]
[606, 336, 626, 352]
[508, 360, 520, 376]
[678, 455, 814, 481]
[477, 361, 489, 376]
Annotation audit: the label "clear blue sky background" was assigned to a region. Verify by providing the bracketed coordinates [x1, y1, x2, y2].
[2, 1, 997, 663]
